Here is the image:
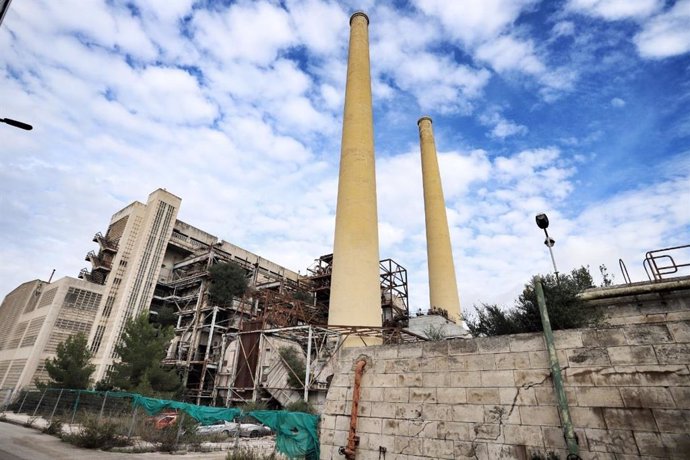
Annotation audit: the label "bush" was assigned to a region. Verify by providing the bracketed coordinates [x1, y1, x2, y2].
[278, 347, 306, 389]
[226, 448, 278, 460]
[465, 267, 601, 337]
[284, 400, 315, 414]
[61, 416, 130, 450]
[209, 262, 248, 306]
[43, 418, 63, 436]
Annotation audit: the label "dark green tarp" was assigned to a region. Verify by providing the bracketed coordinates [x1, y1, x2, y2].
[130, 394, 319, 459]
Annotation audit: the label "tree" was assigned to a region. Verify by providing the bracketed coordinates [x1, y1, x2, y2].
[465, 266, 600, 337]
[42, 333, 95, 389]
[208, 262, 248, 306]
[107, 313, 180, 396]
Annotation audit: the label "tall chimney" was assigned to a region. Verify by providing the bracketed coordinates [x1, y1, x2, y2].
[328, 12, 382, 345]
[418, 116, 462, 323]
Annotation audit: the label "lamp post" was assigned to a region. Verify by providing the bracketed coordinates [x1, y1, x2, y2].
[1, 117, 33, 130]
[535, 213, 559, 279]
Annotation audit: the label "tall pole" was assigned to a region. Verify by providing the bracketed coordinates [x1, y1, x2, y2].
[418, 117, 462, 323]
[535, 279, 579, 457]
[328, 11, 382, 346]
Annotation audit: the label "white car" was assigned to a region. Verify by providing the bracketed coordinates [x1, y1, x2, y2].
[196, 420, 272, 438]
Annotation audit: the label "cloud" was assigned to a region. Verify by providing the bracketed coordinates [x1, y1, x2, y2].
[479, 110, 528, 139]
[611, 97, 626, 107]
[634, 0, 690, 59]
[567, 0, 663, 21]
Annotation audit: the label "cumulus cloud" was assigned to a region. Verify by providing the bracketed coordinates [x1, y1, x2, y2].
[611, 97, 626, 107]
[567, 0, 663, 20]
[634, 0, 690, 59]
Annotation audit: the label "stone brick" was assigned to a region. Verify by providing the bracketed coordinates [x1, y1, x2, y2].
[417, 356, 448, 373]
[499, 387, 538, 406]
[553, 329, 583, 349]
[607, 345, 657, 365]
[570, 407, 607, 429]
[519, 405, 560, 426]
[476, 336, 511, 353]
[422, 371, 448, 387]
[486, 444, 530, 459]
[436, 387, 467, 404]
[541, 426, 567, 449]
[435, 421, 472, 441]
[422, 437, 454, 459]
[668, 321, 690, 342]
[375, 345, 399, 359]
[634, 431, 673, 457]
[358, 417, 382, 434]
[360, 387, 384, 402]
[394, 435, 423, 456]
[653, 409, 690, 433]
[369, 401, 396, 418]
[421, 340, 448, 357]
[562, 366, 604, 386]
[494, 352, 530, 369]
[323, 399, 346, 415]
[660, 432, 690, 456]
[369, 373, 398, 388]
[452, 404, 484, 422]
[510, 333, 545, 352]
[576, 387, 623, 407]
[567, 347, 611, 367]
[335, 415, 350, 431]
[655, 343, 690, 364]
[473, 422, 501, 440]
[624, 324, 673, 345]
[620, 386, 676, 408]
[528, 350, 549, 368]
[448, 371, 482, 387]
[394, 403, 423, 420]
[503, 424, 544, 447]
[534, 384, 578, 406]
[447, 354, 468, 370]
[409, 388, 436, 404]
[481, 370, 515, 387]
[384, 387, 409, 403]
[421, 403, 451, 421]
[394, 373, 423, 388]
[383, 358, 419, 373]
[484, 404, 520, 425]
[582, 329, 626, 347]
[447, 338, 478, 355]
[670, 386, 690, 409]
[585, 428, 638, 454]
[467, 387, 500, 405]
[363, 432, 395, 452]
[397, 344, 423, 358]
[588, 364, 690, 387]
[514, 368, 550, 386]
[465, 354, 496, 370]
[603, 407, 657, 430]
[454, 441, 484, 458]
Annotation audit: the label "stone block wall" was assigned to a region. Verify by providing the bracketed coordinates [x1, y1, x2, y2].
[319, 321, 690, 459]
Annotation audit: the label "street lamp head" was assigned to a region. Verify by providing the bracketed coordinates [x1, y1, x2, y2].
[1, 117, 33, 131]
[535, 213, 549, 230]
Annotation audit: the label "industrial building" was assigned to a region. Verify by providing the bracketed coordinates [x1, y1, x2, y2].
[0, 188, 416, 406]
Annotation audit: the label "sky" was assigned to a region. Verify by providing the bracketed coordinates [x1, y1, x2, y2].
[1, 0, 689, 318]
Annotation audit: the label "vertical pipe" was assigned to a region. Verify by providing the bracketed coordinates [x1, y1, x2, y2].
[49, 388, 64, 422]
[329, 11, 382, 346]
[303, 325, 313, 402]
[17, 391, 29, 413]
[535, 279, 579, 457]
[417, 117, 462, 323]
[343, 359, 367, 459]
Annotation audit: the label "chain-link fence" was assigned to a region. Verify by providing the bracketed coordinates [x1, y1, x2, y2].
[1, 388, 280, 456]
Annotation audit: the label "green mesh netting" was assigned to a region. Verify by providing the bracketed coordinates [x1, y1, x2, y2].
[251, 410, 320, 460]
[130, 394, 319, 459]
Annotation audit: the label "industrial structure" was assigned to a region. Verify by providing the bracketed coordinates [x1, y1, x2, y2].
[0, 188, 416, 405]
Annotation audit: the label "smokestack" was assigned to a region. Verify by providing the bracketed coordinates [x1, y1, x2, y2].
[328, 12, 382, 345]
[418, 116, 462, 323]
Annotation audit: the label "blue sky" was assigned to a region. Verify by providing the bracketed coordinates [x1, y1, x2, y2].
[1, 0, 689, 315]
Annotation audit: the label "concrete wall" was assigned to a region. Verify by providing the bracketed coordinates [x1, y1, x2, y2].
[320, 319, 690, 459]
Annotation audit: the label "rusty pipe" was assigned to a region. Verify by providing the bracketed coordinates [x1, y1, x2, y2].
[343, 358, 367, 459]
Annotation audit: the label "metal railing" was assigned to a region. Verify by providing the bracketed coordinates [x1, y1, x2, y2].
[643, 244, 690, 281]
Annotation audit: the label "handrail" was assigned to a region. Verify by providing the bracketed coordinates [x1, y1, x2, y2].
[643, 244, 690, 281]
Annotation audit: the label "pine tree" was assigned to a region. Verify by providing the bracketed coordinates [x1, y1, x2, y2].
[107, 313, 181, 396]
[43, 333, 95, 389]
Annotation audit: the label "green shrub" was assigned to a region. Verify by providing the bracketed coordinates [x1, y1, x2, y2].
[43, 418, 63, 436]
[226, 447, 277, 460]
[278, 347, 306, 389]
[61, 417, 130, 450]
[284, 399, 315, 414]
